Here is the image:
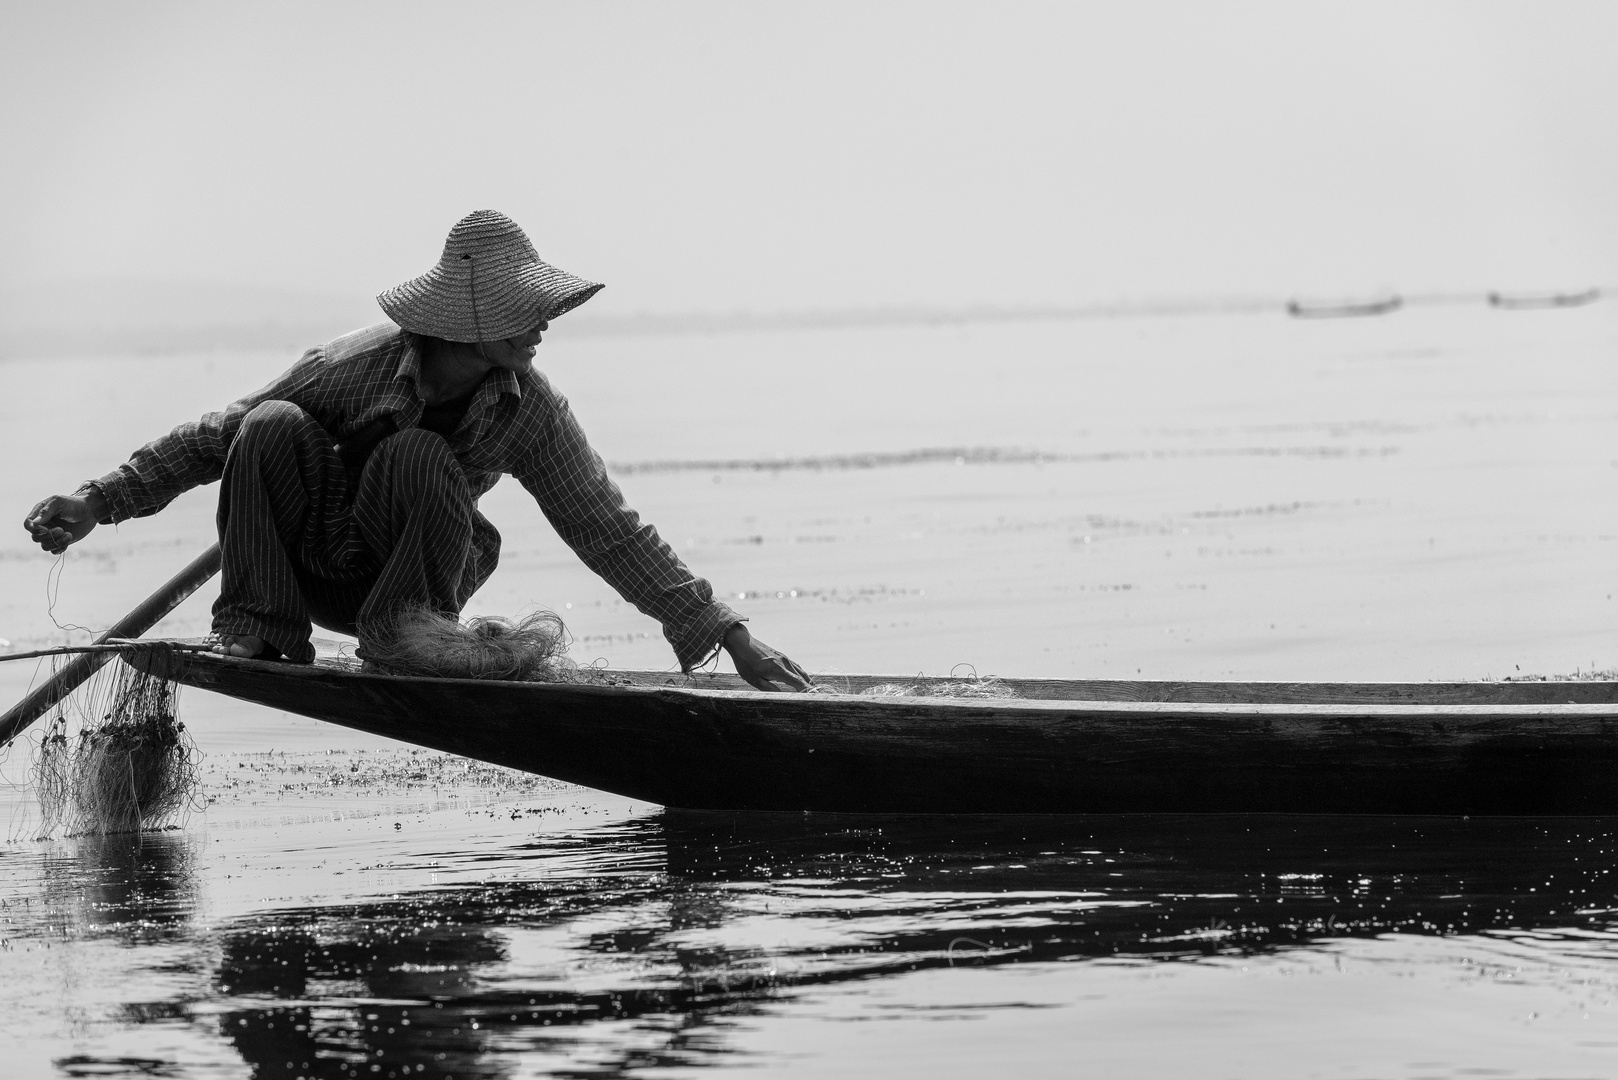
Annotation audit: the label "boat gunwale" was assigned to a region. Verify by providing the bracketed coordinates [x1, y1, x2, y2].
[157, 650, 1618, 721]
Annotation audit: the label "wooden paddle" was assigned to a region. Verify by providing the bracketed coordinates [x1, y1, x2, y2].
[0, 543, 222, 748]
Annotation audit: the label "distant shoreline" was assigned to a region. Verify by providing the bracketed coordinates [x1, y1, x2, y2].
[5, 287, 1613, 361]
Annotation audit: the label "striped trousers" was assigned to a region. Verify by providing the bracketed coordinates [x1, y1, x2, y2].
[212, 401, 485, 663]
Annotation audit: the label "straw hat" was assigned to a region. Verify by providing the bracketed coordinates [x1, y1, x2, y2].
[377, 210, 603, 342]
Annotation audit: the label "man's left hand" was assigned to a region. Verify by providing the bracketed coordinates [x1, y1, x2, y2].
[723, 623, 812, 692]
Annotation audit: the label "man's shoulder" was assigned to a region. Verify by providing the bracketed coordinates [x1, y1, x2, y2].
[318, 322, 406, 367]
[518, 368, 568, 411]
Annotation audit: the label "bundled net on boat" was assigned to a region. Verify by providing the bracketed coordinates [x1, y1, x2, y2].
[360, 606, 612, 683]
[32, 649, 201, 837]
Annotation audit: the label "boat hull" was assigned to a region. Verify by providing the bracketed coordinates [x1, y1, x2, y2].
[134, 650, 1618, 815]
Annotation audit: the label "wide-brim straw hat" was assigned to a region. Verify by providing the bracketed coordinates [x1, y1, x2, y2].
[377, 210, 603, 342]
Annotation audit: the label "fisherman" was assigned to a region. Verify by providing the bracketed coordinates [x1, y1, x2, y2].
[23, 210, 811, 692]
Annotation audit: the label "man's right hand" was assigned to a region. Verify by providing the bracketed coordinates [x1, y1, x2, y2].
[24, 492, 103, 555]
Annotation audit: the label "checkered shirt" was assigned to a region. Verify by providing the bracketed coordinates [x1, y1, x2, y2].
[90, 323, 743, 670]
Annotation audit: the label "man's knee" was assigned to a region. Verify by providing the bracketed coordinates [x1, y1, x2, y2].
[236, 400, 319, 448]
[369, 429, 468, 505]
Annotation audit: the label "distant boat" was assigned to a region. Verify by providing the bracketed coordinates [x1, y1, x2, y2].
[133, 646, 1618, 816]
[1487, 288, 1601, 310]
[1286, 295, 1403, 319]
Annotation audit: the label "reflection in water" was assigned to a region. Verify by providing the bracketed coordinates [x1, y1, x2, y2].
[107, 814, 1615, 1078]
[664, 813, 1618, 958]
[37, 829, 200, 944]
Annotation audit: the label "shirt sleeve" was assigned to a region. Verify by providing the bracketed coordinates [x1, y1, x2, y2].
[514, 396, 743, 671]
[88, 348, 331, 523]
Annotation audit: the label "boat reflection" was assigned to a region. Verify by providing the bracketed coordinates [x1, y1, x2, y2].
[663, 812, 1618, 955]
[200, 813, 1618, 1078]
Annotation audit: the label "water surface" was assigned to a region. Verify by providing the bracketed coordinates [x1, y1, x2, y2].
[1, 305, 1615, 1075]
[7, 783, 1618, 1077]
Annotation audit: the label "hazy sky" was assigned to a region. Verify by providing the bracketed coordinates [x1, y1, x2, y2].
[3, 1, 1617, 315]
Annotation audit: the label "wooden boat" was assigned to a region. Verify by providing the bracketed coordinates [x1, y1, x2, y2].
[1286, 294, 1403, 319]
[129, 644, 1618, 816]
[1487, 287, 1602, 310]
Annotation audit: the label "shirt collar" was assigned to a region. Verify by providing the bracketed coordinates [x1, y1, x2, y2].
[482, 366, 523, 403]
[394, 332, 426, 388]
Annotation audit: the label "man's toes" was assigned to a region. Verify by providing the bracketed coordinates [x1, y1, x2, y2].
[217, 634, 268, 658]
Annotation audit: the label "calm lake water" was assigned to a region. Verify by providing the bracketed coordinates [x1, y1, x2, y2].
[1, 303, 1615, 1076]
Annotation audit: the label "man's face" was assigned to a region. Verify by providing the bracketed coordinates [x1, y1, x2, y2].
[481, 319, 549, 374]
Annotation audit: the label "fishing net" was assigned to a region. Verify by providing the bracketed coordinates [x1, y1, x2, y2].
[32, 652, 201, 837]
[803, 674, 1018, 699]
[860, 676, 1017, 699]
[359, 605, 609, 683]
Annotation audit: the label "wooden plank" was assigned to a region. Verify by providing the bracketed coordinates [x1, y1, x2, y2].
[301, 642, 1618, 705]
[633, 669, 1618, 706]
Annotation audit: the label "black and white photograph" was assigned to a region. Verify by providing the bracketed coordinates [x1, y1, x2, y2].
[1, 2, 1616, 1076]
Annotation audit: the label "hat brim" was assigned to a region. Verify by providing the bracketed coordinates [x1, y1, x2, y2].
[378, 263, 603, 342]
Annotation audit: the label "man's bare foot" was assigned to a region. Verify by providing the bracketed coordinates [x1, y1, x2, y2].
[215, 633, 271, 658]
